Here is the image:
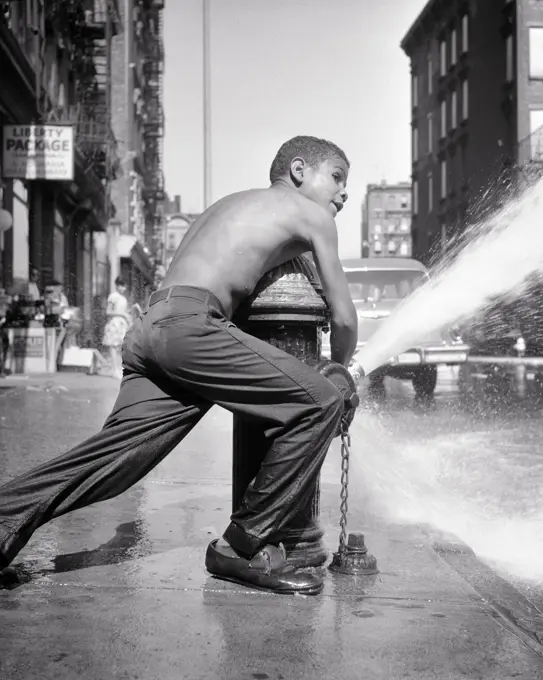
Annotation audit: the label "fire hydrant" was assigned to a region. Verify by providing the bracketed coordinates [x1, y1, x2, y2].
[232, 255, 353, 568]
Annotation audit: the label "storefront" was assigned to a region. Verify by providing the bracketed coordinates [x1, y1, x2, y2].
[0, 131, 109, 370]
[0, 11, 111, 371]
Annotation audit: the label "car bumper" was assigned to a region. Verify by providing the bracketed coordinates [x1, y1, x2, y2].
[321, 343, 470, 367]
[387, 344, 470, 366]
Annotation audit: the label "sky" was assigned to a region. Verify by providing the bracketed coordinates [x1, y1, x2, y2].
[162, 0, 427, 258]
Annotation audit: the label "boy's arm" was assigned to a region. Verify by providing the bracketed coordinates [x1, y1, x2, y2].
[305, 211, 358, 367]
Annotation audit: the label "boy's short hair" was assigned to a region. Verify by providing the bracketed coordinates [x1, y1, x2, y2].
[269, 136, 350, 183]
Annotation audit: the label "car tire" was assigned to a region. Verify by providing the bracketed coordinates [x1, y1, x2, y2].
[412, 365, 438, 397]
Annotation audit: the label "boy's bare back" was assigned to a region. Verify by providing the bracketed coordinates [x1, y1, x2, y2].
[163, 186, 330, 319]
[160, 137, 357, 366]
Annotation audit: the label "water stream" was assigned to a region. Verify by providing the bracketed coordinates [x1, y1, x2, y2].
[348, 412, 543, 584]
[349, 178, 543, 585]
[354, 178, 543, 376]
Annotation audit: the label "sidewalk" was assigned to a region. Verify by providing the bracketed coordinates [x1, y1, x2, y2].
[0, 369, 120, 391]
[0, 374, 542, 679]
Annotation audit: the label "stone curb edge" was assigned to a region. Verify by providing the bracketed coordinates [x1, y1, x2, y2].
[419, 525, 543, 658]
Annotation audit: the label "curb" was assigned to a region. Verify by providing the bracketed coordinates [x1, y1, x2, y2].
[421, 525, 543, 657]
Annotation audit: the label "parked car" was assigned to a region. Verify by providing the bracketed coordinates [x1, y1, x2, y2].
[321, 257, 470, 397]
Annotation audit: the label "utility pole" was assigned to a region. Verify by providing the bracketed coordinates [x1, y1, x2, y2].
[203, 0, 212, 210]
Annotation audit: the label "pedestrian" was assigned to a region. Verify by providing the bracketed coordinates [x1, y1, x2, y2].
[44, 280, 69, 320]
[0, 136, 358, 595]
[102, 277, 131, 380]
[27, 268, 41, 302]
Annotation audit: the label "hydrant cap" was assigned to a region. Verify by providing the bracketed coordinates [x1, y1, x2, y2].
[314, 359, 358, 431]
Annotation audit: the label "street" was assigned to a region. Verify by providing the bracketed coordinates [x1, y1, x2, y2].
[1, 368, 543, 679]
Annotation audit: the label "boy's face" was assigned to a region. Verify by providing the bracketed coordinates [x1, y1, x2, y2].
[295, 156, 349, 217]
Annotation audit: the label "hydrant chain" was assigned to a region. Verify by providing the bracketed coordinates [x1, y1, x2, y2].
[338, 419, 351, 556]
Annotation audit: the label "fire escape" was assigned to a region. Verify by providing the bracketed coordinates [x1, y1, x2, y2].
[140, 0, 165, 260]
[45, 0, 120, 210]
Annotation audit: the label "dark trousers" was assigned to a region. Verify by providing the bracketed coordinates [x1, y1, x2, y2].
[0, 286, 343, 567]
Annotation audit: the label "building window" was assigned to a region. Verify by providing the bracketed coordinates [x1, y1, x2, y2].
[413, 126, 419, 161]
[399, 241, 409, 256]
[440, 39, 447, 76]
[451, 89, 458, 129]
[441, 223, 447, 254]
[400, 195, 408, 208]
[413, 180, 419, 215]
[441, 99, 447, 137]
[462, 79, 468, 120]
[460, 143, 467, 184]
[428, 57, 433, 94]
[400, 217, 410, 231]
[412, 73, 418, 107]
[54, 209, 65, 285]
[427, 113, 433, 153]
[441, 160, 447, 198]
[529, 28, 543, 79]
[530, 110, 543, 160]
[506, 35, 514, 82]
[374, 240, 382, 254]
[374, 224, 382, 234]
[388, 240, 396, 254]
[428, 172, 433, 213]
[461, 14, 468, 53]
[451, 28, 457, 66]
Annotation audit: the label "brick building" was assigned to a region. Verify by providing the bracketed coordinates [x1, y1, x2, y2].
[0, 0, 119, 339]
[401, 0, 543, 265]
[108, 0, 165, 305]
[0, 0, 166, 348]
[361, 181, 412, 258]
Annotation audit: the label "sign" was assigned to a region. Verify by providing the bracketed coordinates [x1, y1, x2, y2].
[6, 327, 57, 373]
[2, 125, 75, 181]
[13, 331, 44, 358]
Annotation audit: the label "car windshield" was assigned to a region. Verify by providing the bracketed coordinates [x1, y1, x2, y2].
[345, 269, 427, 302]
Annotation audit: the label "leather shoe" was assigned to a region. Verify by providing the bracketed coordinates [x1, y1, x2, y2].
[0, 566, 22, 589]
[205, 539, 323, 595]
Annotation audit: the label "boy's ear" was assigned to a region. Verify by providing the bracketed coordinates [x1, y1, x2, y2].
[289, 157, 305, 186]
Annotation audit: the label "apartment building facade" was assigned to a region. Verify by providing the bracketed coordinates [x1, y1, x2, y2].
[401, 0, 543, 265]
[361, 181, 412, 258]
[0, 0, 118, 336]
[108, 0, 165, 305]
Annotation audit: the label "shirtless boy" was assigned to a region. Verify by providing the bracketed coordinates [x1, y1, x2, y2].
[0, 136, 358, 595]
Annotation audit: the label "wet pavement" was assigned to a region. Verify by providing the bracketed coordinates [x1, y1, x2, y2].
[0, 368, 543, 679]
